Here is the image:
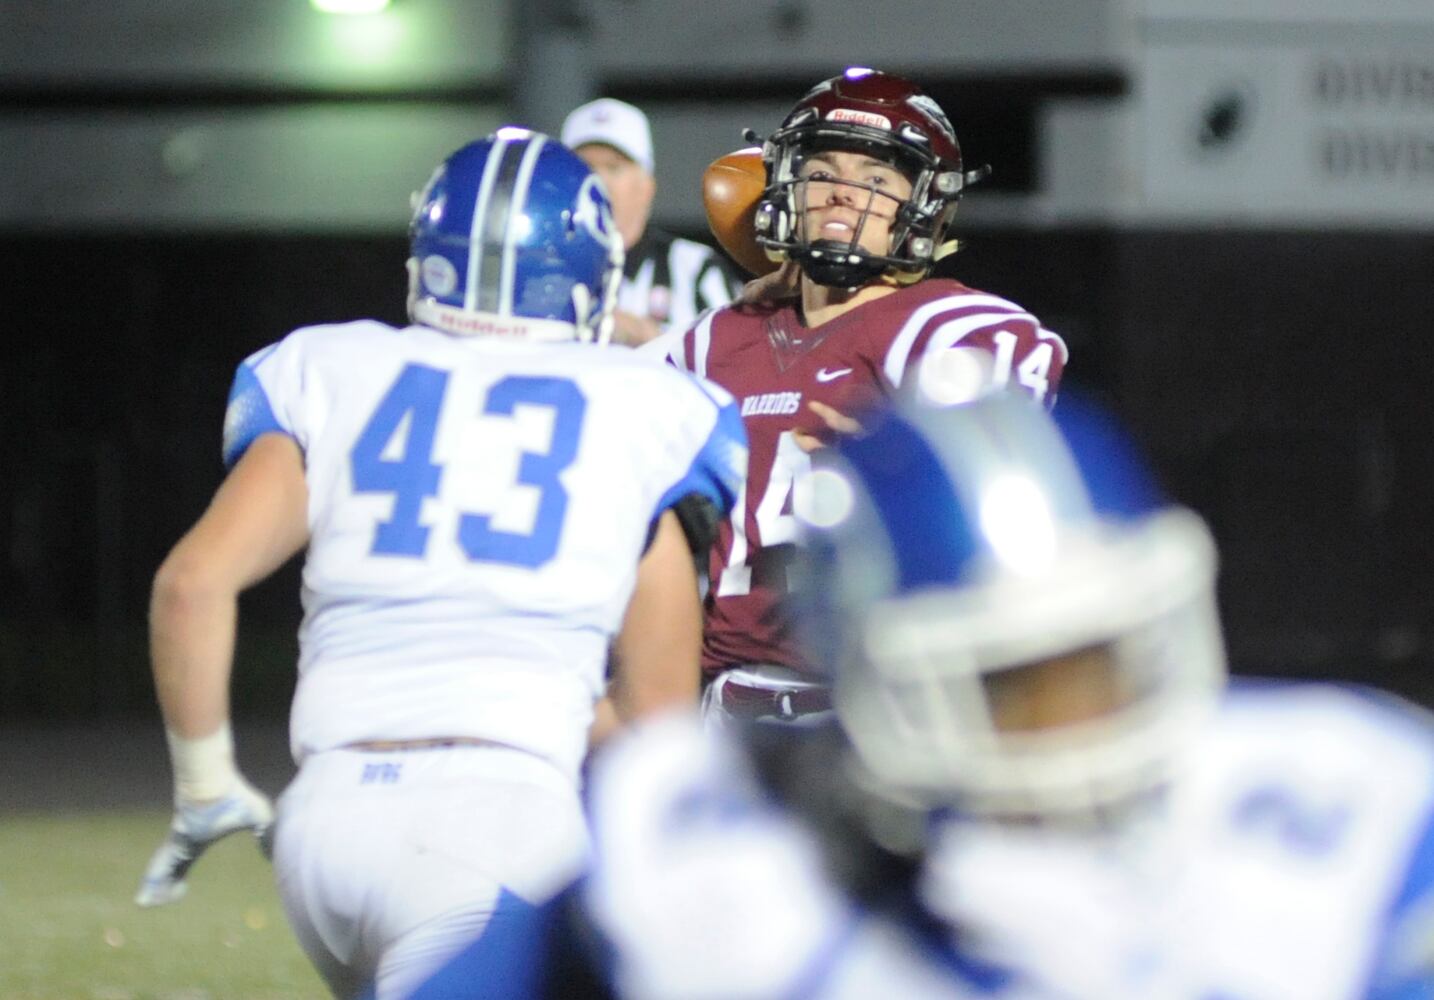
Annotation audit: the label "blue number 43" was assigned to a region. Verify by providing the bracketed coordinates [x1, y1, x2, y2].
[350, 363, 587, 568]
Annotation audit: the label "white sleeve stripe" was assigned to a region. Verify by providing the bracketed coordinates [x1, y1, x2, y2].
[881, 295, 1028, 386]
[931, 312, 1034, 351]
[1037, 326, 1071, 363]
[691, 309, 716, 378]
[893, 312, 1040, 388]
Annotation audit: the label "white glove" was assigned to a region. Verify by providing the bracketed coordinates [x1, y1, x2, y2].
[135, 775, 274, 907]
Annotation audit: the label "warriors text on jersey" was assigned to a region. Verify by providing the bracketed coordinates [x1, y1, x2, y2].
[670, 279, 1068, 677]
[222, 320, 745, 780]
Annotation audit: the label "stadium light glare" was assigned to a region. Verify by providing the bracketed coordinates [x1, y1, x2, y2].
[327, 9, 405, 62]
[311, 0, 392, 14]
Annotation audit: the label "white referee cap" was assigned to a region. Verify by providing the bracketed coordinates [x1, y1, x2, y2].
[561, 98, 655, 174]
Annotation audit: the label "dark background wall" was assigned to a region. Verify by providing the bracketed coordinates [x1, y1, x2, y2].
[2, 0, 1432, 721]
[0, 235, 410, 720]
[5, 225, 1433, 718]
[1114, 232, 1434, 702]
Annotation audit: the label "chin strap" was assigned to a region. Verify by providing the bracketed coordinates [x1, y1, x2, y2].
[794, 241, 889, 289]
[933, 238, 961, 262]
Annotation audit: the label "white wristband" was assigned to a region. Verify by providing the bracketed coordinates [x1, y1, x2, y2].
[166, 723, 241, 802]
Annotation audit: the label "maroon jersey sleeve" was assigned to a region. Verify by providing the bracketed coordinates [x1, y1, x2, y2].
[878, 285, 1068, 408]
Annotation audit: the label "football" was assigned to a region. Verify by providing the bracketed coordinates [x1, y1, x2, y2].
[702, 147, 780, 277]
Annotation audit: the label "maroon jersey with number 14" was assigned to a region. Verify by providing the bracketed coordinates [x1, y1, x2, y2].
[670, 278, 1068, 679]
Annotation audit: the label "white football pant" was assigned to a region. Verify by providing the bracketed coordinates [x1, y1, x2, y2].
[272, 746, 587, 1000]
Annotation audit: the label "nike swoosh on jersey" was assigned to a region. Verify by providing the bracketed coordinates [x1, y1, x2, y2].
[815, 367, 853, 382]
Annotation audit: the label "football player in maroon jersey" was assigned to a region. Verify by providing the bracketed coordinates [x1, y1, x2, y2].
[668, 67, 1068, 725]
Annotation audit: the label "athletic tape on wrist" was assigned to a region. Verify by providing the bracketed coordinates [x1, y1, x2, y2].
[166, 722, 240, 802]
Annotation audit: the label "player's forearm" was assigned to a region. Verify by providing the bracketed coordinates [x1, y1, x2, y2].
[612, 511, 703, 721]
[149, 558, 239, 740]
[611, 635, 700, 721]
[147, 435, 309, 740]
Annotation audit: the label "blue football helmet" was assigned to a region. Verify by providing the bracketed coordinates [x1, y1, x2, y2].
[407, 128, 624, 343]
[794, 391, 1225, 817]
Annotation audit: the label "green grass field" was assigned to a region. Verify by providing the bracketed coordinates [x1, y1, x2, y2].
[0, 810, 327, 1000]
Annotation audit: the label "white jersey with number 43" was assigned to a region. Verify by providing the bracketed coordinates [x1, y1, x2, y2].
[223, 320, 745, 780]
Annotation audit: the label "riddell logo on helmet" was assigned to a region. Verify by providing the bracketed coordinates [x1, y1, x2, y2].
[430, 306, 538, 337]
[827, 108, 891, 130]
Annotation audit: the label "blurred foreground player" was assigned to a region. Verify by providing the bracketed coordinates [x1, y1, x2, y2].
[586, 390, 1434, 999]
[676, 68, 1068, 725]
[135, 131, 744, 999]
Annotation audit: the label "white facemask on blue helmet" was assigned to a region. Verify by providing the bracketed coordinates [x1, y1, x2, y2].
[407, 129, 624, 344]
[794, 391, 1225, 819]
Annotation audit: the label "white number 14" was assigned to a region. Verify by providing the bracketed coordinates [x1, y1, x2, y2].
[717, 430, 810, 597]
[991, 330, 1054, 402]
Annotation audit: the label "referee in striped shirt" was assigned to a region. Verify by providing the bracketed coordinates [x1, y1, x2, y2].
[562, 98, 742, 350]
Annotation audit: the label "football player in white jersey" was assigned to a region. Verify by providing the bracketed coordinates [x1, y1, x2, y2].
[133, 130, 746, 1000]
[582, 390, 1434, 1000]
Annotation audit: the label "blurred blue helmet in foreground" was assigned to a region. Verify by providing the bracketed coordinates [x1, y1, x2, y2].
[794, 391, 1225, 817]
[408, 129, 624, 343]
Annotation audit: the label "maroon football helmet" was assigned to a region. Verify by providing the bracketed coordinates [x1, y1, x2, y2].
[752, 68, 988, 287]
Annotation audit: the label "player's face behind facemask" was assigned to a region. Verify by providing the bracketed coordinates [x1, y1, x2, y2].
[793, 391, 1227, 823]
[793, 147, 915, 274]
[983, 645, 1130, 736]
[752, 68, 981, 290]
[406, 128, 625, 344]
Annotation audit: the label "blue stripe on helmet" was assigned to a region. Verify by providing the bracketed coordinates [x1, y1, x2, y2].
[838, 411, 977, 591]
